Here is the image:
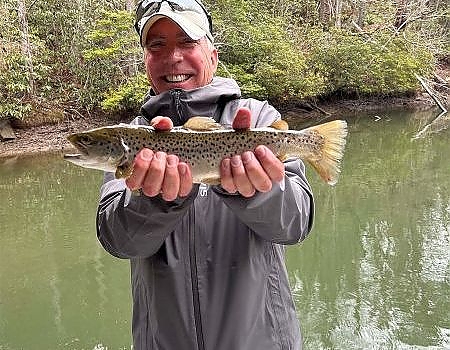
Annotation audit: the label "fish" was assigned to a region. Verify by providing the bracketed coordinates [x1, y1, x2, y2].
[64, 117, 348, 185]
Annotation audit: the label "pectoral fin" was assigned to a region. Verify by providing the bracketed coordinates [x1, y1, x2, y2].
[115, 137, 134, 178]
[115, 162, 133, 178]
[277, 153, 289, 162]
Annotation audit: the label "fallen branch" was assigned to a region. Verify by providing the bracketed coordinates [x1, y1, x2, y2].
[310, 102, 331, 116]
[415, 73, 448, 114]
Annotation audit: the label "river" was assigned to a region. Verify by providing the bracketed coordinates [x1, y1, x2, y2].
[0, 108, 449, 349]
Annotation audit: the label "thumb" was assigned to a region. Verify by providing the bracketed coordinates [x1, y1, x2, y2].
[232, 107, 252, 130]
[151, 116, 173, 131]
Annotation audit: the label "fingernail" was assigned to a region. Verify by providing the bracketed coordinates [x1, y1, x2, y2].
[166, 155, 178, 167]
[231, 156, 242, 167]
[255, 146, 266, 158]
[141, 149, 153, 161]
[178, 163, 186, 175]
[155, 152, 165, 160]
[241, 152, 253, 164]
[221, 158, 230, 169]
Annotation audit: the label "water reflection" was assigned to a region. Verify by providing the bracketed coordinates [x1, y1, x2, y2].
[0, 156, 132, 349]
[288, 109, 450, 350]
[1, 109, 449, 350]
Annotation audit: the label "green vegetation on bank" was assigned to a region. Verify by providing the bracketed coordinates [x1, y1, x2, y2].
[0, 0, 448, 123]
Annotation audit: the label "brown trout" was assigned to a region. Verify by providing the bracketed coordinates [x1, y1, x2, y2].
[64, 117, 348, 185]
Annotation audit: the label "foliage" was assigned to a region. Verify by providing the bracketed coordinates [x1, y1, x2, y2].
[81, 9, 142, 110]
[102, 73, 149, 112]
[0, 2, 52, 120]
[0, 0, 447, 122]
[306, 28, 435, 96]
[211, 0, 327, 102]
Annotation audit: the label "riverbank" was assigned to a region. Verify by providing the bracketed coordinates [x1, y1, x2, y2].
[0, 92, 443, 159]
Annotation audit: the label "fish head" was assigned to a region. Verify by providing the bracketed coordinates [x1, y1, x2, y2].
[64, 128, 127, 174]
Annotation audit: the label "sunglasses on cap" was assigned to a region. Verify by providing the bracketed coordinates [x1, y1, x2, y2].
[135, 0, 213, 34]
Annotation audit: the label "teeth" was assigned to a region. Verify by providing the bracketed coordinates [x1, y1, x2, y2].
[165, 74, 190, 82]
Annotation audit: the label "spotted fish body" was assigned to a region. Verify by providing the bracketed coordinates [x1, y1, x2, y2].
[64, 118, 348, 185]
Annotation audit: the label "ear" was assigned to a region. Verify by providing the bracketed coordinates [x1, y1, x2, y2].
[210, 47, 219, 74]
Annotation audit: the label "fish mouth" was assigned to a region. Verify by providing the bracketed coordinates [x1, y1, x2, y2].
[64, 135, 90, 163]
[67, 134, 91, 155]
[64, 152, 118, 173]
[63, 153, 89, 165]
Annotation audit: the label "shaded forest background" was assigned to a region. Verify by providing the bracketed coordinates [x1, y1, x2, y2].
[0, 0, 448, 124]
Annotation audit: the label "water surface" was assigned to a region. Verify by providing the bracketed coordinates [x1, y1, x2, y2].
[0, 109, 449, 349]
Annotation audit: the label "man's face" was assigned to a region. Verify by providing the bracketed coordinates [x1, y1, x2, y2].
[143, 18, 218, 94]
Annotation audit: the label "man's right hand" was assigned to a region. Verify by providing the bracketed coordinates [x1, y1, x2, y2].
[125, 117, 194, 201]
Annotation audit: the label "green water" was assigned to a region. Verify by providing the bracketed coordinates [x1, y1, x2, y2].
[0, 109, 449, 350]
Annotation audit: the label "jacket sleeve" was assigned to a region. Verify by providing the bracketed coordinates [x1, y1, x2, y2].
[96, 172, 198, 259]
[215, 98, 315, 244]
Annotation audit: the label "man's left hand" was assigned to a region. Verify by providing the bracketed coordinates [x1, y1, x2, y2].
[220, 108, 285, 197]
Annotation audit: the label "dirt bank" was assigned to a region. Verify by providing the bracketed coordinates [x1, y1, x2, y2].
[0, 115, 116, 159]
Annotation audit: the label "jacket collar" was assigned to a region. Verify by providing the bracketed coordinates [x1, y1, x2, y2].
[140, 77, 241, 126]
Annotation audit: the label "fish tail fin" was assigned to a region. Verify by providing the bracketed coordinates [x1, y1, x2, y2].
[304, 120, 348, 185]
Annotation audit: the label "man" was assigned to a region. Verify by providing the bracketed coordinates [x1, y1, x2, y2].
[96, 0, 314, 349]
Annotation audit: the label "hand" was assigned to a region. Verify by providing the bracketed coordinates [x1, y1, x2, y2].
[220, 108, 285, 197]
[125, 116, 194, 201]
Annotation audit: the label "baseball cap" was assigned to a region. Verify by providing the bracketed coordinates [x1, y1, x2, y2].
[135, 0, 213, 47]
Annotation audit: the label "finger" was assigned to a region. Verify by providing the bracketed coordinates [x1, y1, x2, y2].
[241, 151, 272, 193]
[232, 107, 252, 130]
[142, 151, 166, 197]
[125, 148, 153, 190]
[150, 116, 173, 131]
[231, 155, 255, 197]
[178, 162, 193, 197]
[220, 158, 237, 194]
[161, 155, 180, 201]
[254, 146, 285, 183]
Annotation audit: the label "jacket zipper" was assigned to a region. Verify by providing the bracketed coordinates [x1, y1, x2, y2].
[173, 89, 204, 349]
[189, 190, 205, 350]
[171, 90, 183, 125]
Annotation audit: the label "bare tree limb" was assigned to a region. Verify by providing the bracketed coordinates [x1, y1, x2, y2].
[415, 73, 448, 114]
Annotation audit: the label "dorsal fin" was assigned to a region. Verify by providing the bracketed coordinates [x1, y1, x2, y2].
[270, 119, 289, 130]
[183, 117, 224, 131]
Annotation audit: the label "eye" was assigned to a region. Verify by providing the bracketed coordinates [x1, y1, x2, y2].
[181, 37, 199, 47]
[146, 39, 165, 51]
[79, 135, 93, 145]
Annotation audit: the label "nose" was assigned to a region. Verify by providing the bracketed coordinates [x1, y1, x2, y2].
[167, 44, 183, 62]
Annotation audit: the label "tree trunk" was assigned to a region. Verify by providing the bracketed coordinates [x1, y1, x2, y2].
[17, 0, 35, 95]
[319, 0, 343, 28]
[394, 0, 409, 30]
[334, 0, 342, 28]
[126, 0, 135, 11]
[357, 0, 366, 28]
[319, 0, 332, 26]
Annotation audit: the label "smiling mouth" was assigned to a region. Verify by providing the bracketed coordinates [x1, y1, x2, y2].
[164, 74, 191, 83]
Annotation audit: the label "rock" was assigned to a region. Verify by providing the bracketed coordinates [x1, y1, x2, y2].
[0, 119, 16, 141]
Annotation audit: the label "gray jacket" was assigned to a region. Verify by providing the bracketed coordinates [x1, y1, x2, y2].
[96, 77, 314, 350]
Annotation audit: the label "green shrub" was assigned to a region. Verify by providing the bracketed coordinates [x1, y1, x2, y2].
[102, 73, 149, 113]
[0, 37, 51, 120]
[212, 0, 327, 102]
[81, 10, 143, 112]
[306, 28, 434, 96]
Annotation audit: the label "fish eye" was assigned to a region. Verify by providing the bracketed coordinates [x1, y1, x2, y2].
[79, 135, 93, 145]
